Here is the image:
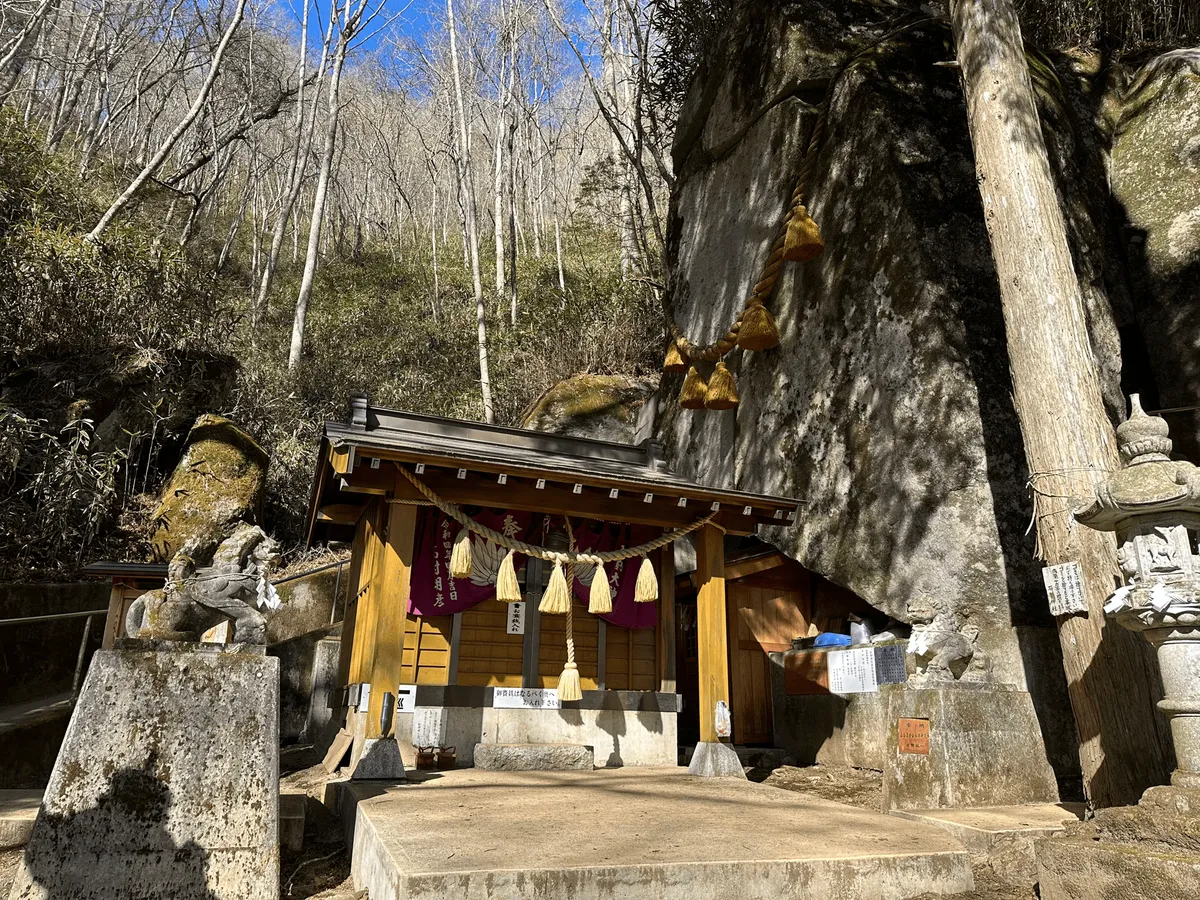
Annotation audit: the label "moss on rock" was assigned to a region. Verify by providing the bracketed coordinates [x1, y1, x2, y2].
[521, 374, 658, 443]
[148, 414, 269, 561]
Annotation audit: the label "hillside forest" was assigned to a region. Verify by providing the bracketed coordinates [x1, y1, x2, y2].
[0, 0, 1196, 580]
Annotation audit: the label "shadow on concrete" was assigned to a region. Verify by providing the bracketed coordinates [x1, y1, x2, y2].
[14, 754, 220, 900]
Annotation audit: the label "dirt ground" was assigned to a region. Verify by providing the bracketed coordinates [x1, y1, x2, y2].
[758, 764, 1036, 900]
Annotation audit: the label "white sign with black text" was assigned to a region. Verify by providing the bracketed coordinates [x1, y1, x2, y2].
[828, 647, 879, 695]
[395, 684, 418, 714]
[506, 601, 526, 635]
[1042, 561, 1088, 616]
[412, 707, 447, 747]
[492, 687, 561, 709]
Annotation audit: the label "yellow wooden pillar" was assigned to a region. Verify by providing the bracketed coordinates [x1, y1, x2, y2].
[695, 523, 730, 744]
[364, 484, 418, 739]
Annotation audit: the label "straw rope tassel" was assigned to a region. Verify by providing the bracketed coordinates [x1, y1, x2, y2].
[557, 518, 583, 702]
[496, 549, 521, 603]
[540, 560, 571, 614]
[634, 555, 658, 603]
[588, 564, 613, 614]
[449, 527, 472, 579]
[679, 366, 708, 409]
[705, 361, 739, 410]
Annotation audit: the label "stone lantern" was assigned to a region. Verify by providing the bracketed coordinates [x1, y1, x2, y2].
[1074, 395, 1200, 789]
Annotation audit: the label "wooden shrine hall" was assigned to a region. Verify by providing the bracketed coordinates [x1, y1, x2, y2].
[306, 395, 801, 777]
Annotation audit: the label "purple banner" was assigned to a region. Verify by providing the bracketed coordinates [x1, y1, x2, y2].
[408, 508, 533, 617]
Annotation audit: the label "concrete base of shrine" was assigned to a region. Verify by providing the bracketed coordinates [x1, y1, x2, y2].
[340, 767, 974, 900]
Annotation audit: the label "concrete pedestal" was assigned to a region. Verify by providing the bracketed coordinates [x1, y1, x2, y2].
[8, 643, 279, 900]
[351, 738, 406, 781]
[883, 683, 1058, 810]
[687, 741, 746, 778]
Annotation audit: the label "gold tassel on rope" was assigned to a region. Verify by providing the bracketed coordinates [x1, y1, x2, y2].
[705, 361, 739, 410]
[496, 549, 521, 603]
[539, 560, 571, 614]
[679, 366, 708, 409]
[783, 203, 824, 262]
[588, 564, 613, 614]
[663, 339, 687, 374]
[738, 300, 780, 352]
[634, 555, 658, 603]
[449, 528, 472, 579]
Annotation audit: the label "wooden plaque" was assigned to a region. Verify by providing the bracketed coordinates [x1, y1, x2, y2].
[898, 717, 930, 755]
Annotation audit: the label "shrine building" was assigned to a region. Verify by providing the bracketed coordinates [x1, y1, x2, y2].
[305, 394, 803, 775]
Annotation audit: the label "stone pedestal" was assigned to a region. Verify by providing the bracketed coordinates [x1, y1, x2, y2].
[8, 643, 279, 900]
[1135, 608, 1200, 788]
[883, 684, 1059, 810]
[351, 738, 407, 781]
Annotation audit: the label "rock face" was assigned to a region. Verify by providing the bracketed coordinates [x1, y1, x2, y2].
[660, 4, 1081, 687]
[149, 414, 269, 561]
[1111, 53, 1200, 460]
[521, 374, 657, 443]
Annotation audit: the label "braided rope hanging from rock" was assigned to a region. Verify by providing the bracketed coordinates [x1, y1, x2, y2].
[664, 99, 829, 412]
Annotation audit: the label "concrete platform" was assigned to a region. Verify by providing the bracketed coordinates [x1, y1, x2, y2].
[0, 792, 41, 850]
[342, 767, 974, 900]
[892, 804, 1084, 883]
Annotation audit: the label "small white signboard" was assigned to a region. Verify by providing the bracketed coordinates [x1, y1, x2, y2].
[493, 687, 561, 709]
[357, 682, 371, 712]
[828, 647, 878, 695]
[1042, 561, 1087, 616]
[396, 684, 418, 714]
[505, 601, 526, 635]
[412, 707, 446, 747]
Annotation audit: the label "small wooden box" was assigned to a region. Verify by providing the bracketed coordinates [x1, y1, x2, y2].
[784, 650, 831, 695]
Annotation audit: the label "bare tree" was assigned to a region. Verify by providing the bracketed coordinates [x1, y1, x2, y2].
[87, 0, 250, 242]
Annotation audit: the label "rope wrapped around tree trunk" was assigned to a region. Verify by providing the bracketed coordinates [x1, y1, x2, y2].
[391, 464, 719, 564]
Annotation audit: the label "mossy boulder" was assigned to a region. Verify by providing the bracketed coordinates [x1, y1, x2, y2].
[149, 414, 269, 561]
[521, 374, 658, 443]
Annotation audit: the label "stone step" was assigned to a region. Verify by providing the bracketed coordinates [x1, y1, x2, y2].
[474, 743, 594, 771]
[891, 803, 1084, 883]
[0, 790, 42, 849]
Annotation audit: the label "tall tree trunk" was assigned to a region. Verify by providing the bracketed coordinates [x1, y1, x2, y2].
[447, 0, 493, 423]
[949, 0, 1171, 808]
[254, 0, 324, 327]
[288, 0, 359, 370]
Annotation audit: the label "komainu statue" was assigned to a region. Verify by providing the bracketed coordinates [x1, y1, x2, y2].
[126, 523, 281, 645]
[907, 601, 992, 684]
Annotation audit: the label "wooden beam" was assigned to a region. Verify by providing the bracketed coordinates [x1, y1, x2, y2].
[335, 464, 785, 534]
[658, 542, 677, 693]
[695, 524, 731, 744]
[102, 583, 127, 649]
[724, 551, 787, 582]
[318, 502, 367, 524]
[365, 481, 418, 739]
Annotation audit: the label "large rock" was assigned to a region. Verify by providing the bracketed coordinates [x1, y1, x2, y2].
[1111, 52, 1200, 459]
[149, 414, 268, 561]
[658, 5, 1100, 688]
[1037, 785, 1200, 899]
[521, 374, 657, 443]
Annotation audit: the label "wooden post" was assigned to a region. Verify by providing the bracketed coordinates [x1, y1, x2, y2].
[658, 542, 676, 694]
[695, 524, 730, 744]
[365, 491, 417, 739]
[345, 501, 384, 686]
[949, 0, 1171, 805]
[101, 582, 128, 649]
